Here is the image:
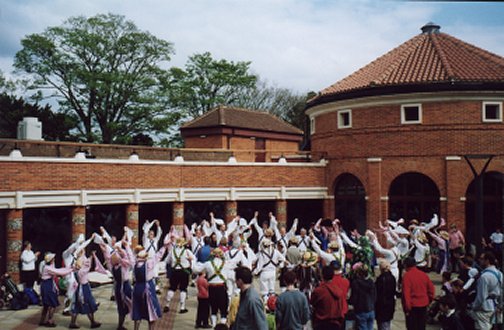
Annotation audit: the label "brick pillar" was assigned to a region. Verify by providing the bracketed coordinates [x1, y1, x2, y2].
[225, 201, 238, 224]
[367, 158, 383, 229]
[126, 204, 139, 247]
[6, 209, 23, 282]
[276, 199, 287, 225]
[71, 206, 86, 242]
[445, 156, 465, 232]
[172, 202, 185, 232]
[323, 197, 334, 219]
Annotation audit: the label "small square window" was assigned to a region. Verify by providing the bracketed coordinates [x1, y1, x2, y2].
[338, 110, 352, 128]
[401, 104, 422, 124]
[482, 102, 502, 122]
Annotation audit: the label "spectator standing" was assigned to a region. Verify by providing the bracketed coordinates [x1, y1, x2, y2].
[20, 241, 40, 290]
[349, 263, 376, 330]
[195, 271, 211, 329]
[233, 266, 267, 330]
[275, 270, 310, 330]
[449, 224, 465, 272]
[402, 257, 435, 330]
[375, 259, 396, 330]
[469, 252, 502, 330]
[331, 259, 350, 319]
[310, 266, 346, 330]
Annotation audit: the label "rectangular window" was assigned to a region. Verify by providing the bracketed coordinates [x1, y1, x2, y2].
[482, 102, 502, 122]
[310, 117, 316, 134]
[401, 104, 422, 124]
[338, 109, 352, 128]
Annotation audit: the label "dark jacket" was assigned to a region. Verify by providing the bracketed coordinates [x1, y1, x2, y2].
[375, 271, 396, 322]
[349, 277, 376, 313]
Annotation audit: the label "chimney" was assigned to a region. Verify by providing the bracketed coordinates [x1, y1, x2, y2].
[421, 22, 441, 34]
[17, 117, 43, 140]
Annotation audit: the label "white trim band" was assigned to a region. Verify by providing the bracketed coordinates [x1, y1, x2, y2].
[0, 186, 329, 209]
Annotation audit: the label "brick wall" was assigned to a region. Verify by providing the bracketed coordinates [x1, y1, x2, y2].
[312, 100, 504, 158]
[184, 135, 227, 149]
[0, 161, 326, 191]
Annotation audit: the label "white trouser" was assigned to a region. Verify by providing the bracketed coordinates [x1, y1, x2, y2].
[259, 270, 276, 296]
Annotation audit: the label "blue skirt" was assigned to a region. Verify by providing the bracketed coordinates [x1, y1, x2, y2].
[115, 281, 133, 316]
[72, 283, 98, 315]
[132, 279, 161, 321]
[40, 279, 59, 307]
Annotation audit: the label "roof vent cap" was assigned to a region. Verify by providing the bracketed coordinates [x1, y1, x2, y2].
[421, 22, 441, 34]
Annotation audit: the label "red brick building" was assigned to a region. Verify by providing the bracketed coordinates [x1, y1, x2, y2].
[1, 23, 503, 280]
[181, 106, 304, 162]
[306, 23, 504, 238]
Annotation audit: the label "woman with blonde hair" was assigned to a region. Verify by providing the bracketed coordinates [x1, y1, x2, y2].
[132, 236, 168, 330]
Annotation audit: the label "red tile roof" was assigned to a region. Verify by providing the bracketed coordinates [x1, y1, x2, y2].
[181, 106, 303, 135]
[313, 23, 504, 101]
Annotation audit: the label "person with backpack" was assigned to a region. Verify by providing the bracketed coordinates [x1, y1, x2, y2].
[310, 265, 346, 330]
[469, 251, 502, 330]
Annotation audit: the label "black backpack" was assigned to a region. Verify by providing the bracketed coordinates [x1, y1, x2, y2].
[10, 292, 30, 310]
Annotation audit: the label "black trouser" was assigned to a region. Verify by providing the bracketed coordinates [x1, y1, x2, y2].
[313, 320, 342, 330]
[196, 297, 210, 326]
[170, 269, 189, 292]
[22, 270, 37, 289]
[406, 306, 427, 330]
[208, 285, 228, 317]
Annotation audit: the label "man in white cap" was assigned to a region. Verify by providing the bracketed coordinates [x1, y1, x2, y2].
[164, 237, 194, 313]
[253, 238, 285, 301]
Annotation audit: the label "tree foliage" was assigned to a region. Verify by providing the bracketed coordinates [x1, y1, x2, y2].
[0, 93, 77, 141]
[167, 52, 257, 120]
[14, 13, 174, 144]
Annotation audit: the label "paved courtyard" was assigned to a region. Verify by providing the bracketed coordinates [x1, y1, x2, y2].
[0, 273, 443, 330]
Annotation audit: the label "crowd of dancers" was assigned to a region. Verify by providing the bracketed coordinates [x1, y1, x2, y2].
[21, 211, 503, 330]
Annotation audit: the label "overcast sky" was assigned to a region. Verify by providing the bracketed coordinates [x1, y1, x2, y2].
[1, 0, 503, 95]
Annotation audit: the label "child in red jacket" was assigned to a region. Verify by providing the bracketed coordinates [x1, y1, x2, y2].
[196, 271, 211, 328]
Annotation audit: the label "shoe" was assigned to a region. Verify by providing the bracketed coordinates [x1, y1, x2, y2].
[156, 289, 161, 294]
[110, 296, 115, 301]
[163, 306, 170, 313]
[62, 310, 71, 316]
[91, 322, 101, 328]
[39, 322, 47, 326]
[179, 309, 188, 314]
[194, 326, 201, 329]
[45, 323, 57, 328]
[201, 325, 212, 329]
[69, 324, 80, 329]
[116, 327, 127, 330]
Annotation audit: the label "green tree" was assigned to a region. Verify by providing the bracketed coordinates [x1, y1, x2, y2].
[14, 13, 174, 144]
[0, 93, 78, 141]
[167, 52, 257, 119]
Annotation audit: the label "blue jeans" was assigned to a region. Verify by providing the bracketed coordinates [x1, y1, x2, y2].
[355, 311, 375, 330]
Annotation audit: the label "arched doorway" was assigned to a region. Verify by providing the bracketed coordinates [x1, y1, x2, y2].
[465, 171, 504, 247]
[388, 172, 440, 223]
[334, 173, 366, 233]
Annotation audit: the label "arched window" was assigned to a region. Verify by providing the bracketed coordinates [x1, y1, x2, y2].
[465, 171, 504, 245]
[388, 172, 440, 223]
[334, 173, 366, 233]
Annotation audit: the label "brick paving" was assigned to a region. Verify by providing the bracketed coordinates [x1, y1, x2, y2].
[0, 274, 443, 330]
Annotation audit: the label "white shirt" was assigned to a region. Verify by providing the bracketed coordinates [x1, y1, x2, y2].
[20, 250, 36, 271]
[490, 232, 503, 244]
